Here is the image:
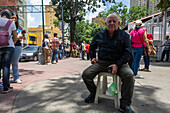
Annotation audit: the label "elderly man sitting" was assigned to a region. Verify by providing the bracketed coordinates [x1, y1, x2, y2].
[82, 14, 135, 113]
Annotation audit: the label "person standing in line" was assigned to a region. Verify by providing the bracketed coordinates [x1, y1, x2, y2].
[81, 40, 86, 60]
[140, 30, 153, 72]
[82, 14, 135, 113]
[129, 20, 150, 78]
[0, 9, 17, 93]
[160, 36, 170, 62]
[11, 12, 26, 84]
[85, 42, 90, 60]
[43, 34, 52, 65]
[51, 33, 60, 64]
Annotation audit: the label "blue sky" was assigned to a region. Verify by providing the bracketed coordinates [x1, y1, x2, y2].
[27, 0, 130, 27]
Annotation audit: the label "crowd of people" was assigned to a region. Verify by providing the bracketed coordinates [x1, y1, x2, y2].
[0, 8, 170, 113]
[42, 34, 91, 65]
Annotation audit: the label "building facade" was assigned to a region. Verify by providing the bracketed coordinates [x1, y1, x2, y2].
[0, 0, 27, 45]
[45, 2, 62, 37]
[130, 0, 160, 15]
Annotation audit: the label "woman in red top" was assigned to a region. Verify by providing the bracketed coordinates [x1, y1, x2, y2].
[141, 30, 153, 71]
[85, 42, 90, 60]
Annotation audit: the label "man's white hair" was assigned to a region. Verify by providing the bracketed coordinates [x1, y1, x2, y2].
[106, 14, 119, 22]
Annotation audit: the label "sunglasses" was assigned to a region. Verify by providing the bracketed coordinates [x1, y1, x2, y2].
[11, 17, 17, 19]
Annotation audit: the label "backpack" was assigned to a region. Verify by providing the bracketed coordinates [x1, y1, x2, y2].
[59, 44, 62, 50]
[42, 41, 46, 47]
[73, 44, 77, 49]
[0, 20, 12, 47]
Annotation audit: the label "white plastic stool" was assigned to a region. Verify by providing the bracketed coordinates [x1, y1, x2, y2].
[94, 72, 121, 108]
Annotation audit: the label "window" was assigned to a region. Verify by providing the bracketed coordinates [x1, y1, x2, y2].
[29, 36, 36, 41]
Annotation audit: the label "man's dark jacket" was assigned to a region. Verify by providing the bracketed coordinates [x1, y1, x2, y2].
[89, 28, 132, 68]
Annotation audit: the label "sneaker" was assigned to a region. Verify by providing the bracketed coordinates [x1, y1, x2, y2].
[135, 75, 144, 79]
[140, 68, 150, 72]
[118, 106, 135, 113]
[2, 87, 13, 94]
[51, 61, 55, 64]
[47, 63, 51, 65]
[13, 79, 22, 84]
[85, 94, 95, 103]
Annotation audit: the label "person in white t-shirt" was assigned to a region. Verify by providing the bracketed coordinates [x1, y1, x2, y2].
[0, 9, 17, 94]
[43, 34, 52, 64]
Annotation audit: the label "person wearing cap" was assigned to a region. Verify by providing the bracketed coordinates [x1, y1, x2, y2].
[129, 20, 151, 78]
[82, 14, 135, 113]
[0, 9, 17, 93]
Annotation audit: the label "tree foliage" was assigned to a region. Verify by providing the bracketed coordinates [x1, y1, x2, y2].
[152, 0, 170, 11]
[65, 21, 104, 45]
[51, 0, 115, 49]
[128, 6, 150, 22]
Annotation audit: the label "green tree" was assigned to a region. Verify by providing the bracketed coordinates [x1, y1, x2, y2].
[73, 21, 104, 45]
[128, 6, 150, 22]
[51, 0, 115, 50]
[153, 0, 170, 11]
[53, 18, 60, 27]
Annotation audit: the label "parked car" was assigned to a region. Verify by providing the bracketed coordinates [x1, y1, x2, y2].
[20, 45, 41, 61]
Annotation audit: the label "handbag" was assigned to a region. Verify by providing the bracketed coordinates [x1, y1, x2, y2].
[148, 43, 156, 56]
[0, 20, 12, 47]
[137, 31, 156, 56]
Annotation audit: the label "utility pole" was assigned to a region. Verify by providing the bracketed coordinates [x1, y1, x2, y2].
[42, 0, 45, 37]
[62, 4, 64, 44]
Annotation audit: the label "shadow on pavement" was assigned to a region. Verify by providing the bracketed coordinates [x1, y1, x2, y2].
[150, 62, 170, 67]
[133, 85, 170, 113]
[11, 73, 170, 113]
[19, 69, 44, 76]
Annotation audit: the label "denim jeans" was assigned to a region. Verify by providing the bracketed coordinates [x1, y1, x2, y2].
[143, 47, 150, 69]
[12, 46, 22, 81]
[59, 50, 63, 59]
[51, 48, 59, 62]
[161, 50, 169, 61]
[132, 47, 144, 76]
[81, 50, 85, 60]
[82, 61, 134, 107]
[0, 47, 14, 89]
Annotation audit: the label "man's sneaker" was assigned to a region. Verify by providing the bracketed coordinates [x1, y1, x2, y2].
[135, 75, 144, 79]
[140, 68, 150, 72]
[47, 63, 51, 65]
[85, 94, 95, 103]
[13, 79, 22, 84]
[2, 87, 13, 94]
[118, 106, 135, 113]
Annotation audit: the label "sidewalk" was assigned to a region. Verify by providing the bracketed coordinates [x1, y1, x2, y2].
[0, 58, 170, 113]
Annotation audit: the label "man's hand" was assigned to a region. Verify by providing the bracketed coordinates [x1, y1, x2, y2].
[108, 64, 118, 75]
[91, 58, 98, 64]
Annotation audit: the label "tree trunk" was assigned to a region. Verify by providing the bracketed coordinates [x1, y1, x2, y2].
[70, 17, 76, 57]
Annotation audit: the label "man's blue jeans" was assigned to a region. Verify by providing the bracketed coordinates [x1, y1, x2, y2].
[12, 46, 22, 81]
[51, 48, 59, 62]
[59, 50, 63, 59]
[0, 47, 14, 89]
[161, 49, 169, 61]
[143, 47, 150, 69]
[132, 47, 144, 76]
[81, 50, 85, 60]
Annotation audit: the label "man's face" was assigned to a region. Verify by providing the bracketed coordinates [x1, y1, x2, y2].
[105, 15, 120, 33]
